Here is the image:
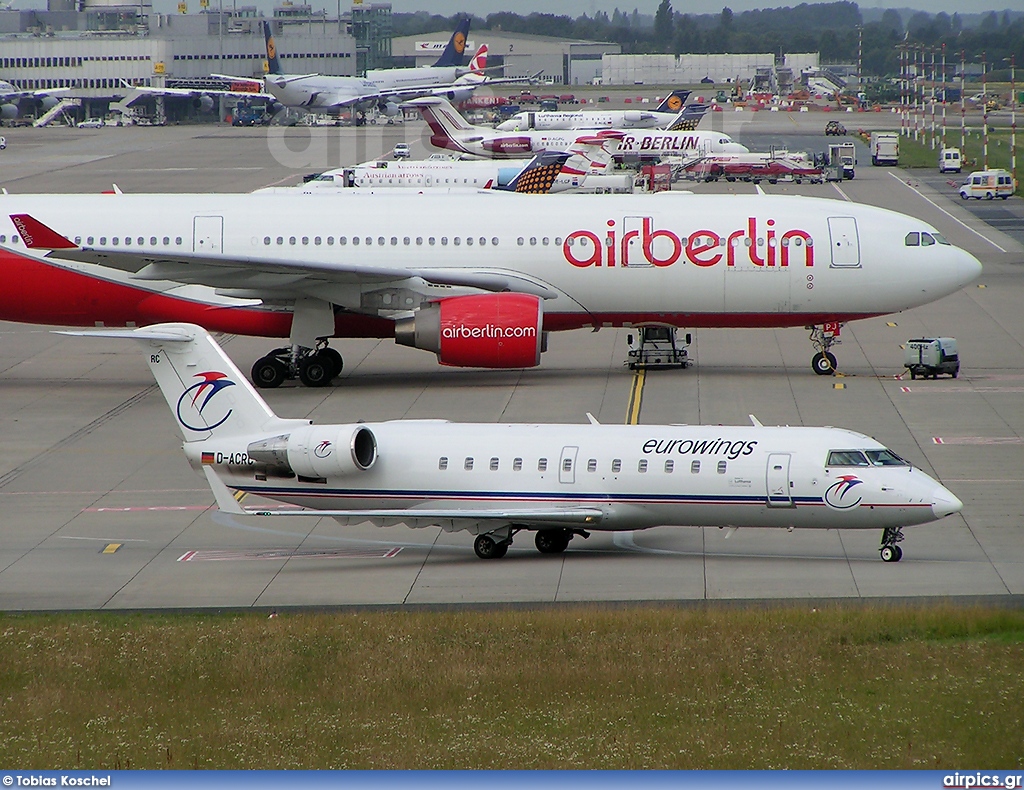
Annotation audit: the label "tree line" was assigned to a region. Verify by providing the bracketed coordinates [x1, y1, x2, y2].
[393, 3, 1024, 78]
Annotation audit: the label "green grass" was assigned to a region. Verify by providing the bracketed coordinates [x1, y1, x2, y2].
[2, 605, 1023, 769]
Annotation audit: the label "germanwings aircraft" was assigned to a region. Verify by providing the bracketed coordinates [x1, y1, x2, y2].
[494, 89, 708, 131]
[2, 191, 981, 386]
[264, 134, 620, 194]
[77, 322, 963, 561]
[405, 96, 748, 159]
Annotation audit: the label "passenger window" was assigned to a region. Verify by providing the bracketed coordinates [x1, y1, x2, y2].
[454, 237, 461, 246]
[263, 236, 271, 245]
[441, 237, 448, 246]
[530, 237, 537, 246]
[377, 237, 385, 246]
[638, 459, 648, 473]
[827, 450, 870, 467]
[314, 236, 321, 246]
[365, 237, 372, 245]
[464, 457, 474, 471]
[490, 457, 499, 471]
[301, 236, 309, 245]
[353, 237, 360, 245]
[175, 237, 182, 245]
[691, 460, 700, 474]
[562, 458, 572, 472]
[438, 457, 448, 471]
[517, 237, 525, 246]
[162, 237, 169, 245]
[137, 237, 144, 245]
[513, 458, 522, 471]
[587, 459, 597, 472]
[99, 237, 106, 245]
[327, 237, 334, 245]
[480, 237, 487, 246]
[340, 237, 348, 245]
[665, 460, 674, 473]
[403, 237, 410, 245]
[905, 232, 920, 246]
[491, 237, 499, 246]
[717, 460, 727, 474]
[429, 237, 435, 246]
[612, 459, 621, 473]
[921, 233, 935, 246]
[391, 237, 398, 246]
[538, 458, 548, 472]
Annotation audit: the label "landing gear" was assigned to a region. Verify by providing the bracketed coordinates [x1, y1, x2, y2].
[535, 528, 573, 554]
[474, 533, 510, 559]
[251, 341, 342, 389]
[808, 324, 842, 376]
[880, 527, 904, 562]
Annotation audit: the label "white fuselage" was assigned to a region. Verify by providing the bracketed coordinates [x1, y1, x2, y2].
[263, 74, 379, 110]
[189, 421, 961, 534]
[0, 191, 982, 331]
[496, 109, 680, 131]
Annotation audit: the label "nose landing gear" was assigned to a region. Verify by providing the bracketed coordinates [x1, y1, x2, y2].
[880, 527, 904, 562]
[809, 323, 842, 376]
[251, 340, 343, 388]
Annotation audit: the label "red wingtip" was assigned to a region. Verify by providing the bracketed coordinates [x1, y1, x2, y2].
[9, 214, 78, 250]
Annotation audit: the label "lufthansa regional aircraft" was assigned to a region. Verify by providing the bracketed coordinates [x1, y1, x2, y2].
[75, 322, 963, 562]
[405, 96, 747, 159]
[494, 90, 706, 131]
[2, 191, 981, 386]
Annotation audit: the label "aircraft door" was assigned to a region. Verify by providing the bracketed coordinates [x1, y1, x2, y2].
[559, 446, 579, 484]
[193, 215, 223, 255]
[766, 453, 795, 508]
[621, 216, 651, 267]
[827, 216, 860, 267]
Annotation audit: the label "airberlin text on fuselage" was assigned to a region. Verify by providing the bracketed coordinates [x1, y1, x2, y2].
[563, 217, 814, 269]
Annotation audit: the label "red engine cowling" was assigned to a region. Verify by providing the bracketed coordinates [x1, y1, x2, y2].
[395, 293, 544, 368]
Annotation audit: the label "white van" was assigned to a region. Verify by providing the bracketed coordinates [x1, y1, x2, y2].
[939, 148, 961, 173]
[959, 169, 1016, 200]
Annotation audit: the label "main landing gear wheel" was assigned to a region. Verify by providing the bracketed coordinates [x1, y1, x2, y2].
[474, 534, 509, 559]
[298, 351, 334, 388]
[879, 526, 905, 562]
[251, 355, 287, 388]
[812, 351, 838, 376]
[535, 528, 572, 554]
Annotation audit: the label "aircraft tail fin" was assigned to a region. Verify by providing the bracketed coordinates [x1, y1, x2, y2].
[403, 97, 476, 153]
[655, 89, 690, 115]
[498, 151, 570, 194]
[262, 20, 283, 75]
[433, 16, 471, 67]
[666, 104, 710, 131]
[59, 324, 294, 443]
[564, 133, 620, 175]
[466, 44, 487, 74]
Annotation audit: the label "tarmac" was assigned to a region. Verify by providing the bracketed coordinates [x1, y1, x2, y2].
[1, 110, 1023, 610]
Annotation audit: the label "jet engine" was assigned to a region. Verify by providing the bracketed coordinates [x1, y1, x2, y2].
[39, 96, 59, 112]
[0, 103, 19, 120]
[394, 293, 544, 368]
[247, 425, 377, 479]
[378, 100, 401, 117]
[192, 95, 215, 113]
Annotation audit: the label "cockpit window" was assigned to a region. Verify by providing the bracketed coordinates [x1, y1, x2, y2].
[865, 449, 909, 466]
[933, 233, 951, 245]
[827, 450, 869, 466]
[905, 232, 920, 246]
[921, 232, 935, 246]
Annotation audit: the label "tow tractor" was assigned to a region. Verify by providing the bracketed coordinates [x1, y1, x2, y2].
[626, 326, 691, 369]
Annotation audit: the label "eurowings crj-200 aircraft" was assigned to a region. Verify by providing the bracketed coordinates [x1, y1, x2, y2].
[405, 96, 746, 159]
[494, 89, 706, 131]
[260, 135, 622, 194]
[73, 322, 963, 561]
[2, 190, 981, 386]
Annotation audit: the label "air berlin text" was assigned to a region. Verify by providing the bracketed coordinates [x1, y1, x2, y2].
[564, 217, 814, 269]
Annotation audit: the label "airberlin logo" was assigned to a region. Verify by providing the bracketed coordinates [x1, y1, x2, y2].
[176, 372, 236, 433]
[563, 217, 814, 269]
[824, 475, 864, 510]
[442, 324, 537, 340]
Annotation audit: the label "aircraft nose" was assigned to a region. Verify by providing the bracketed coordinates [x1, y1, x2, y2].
[725, 143, 749, 154]
[931, 488, 963, 519]
[956, 247, 983, 287]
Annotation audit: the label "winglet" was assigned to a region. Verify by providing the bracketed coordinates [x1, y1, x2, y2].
[10, 214, 78, 250]
[749, 414, 763, 427]
[586, 413, 600, 425]
[204, 466, 247, 515]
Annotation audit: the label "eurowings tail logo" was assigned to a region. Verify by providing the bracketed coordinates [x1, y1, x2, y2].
[176, 372, 236, 432]
[824, 475, 864, 510]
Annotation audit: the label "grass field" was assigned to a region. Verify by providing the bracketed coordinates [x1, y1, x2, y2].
[2, 604, 1023, 769]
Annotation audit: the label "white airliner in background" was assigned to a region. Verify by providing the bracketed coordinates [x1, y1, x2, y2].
[494, 89, 708, 132]
[75, 323, 963, 561]
[262, 135, 624, 194]
[405, 96, 747, 159]
[0, 78, 67, 121]
[3, 191, 981, 386]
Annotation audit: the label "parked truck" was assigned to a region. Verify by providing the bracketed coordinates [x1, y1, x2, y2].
[827, 141, 856, 179]
[870, 132, 899, 166]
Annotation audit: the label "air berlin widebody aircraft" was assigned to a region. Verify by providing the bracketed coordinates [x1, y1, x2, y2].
[80, 323, 963, 561]
[2, 190, 980, 386]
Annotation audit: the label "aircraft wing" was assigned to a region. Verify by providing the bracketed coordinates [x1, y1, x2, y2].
[9, 213, 559, 301]
[1, 86, 70, 102]
[130, 84, 273, 101]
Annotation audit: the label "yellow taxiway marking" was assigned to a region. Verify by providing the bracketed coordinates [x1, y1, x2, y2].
[834, 382, 846, 389]
[626, 368, 646, 425]
[102, 543, 122, 554]
[886, 321, 898, 327]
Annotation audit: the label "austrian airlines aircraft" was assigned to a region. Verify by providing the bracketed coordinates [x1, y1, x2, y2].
[405, 96, 748, 159]
[80, 323, 963, 561]
[3, 191, 980, 386]
[494, 89, 706, 131]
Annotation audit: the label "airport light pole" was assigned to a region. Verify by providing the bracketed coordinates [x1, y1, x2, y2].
[960, 50, 966, 152]
[929, 46, 936, 150]
[1007, 55, 1017, 188]
[982, 51, 988, 170]
[941, 43, 947, 150]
